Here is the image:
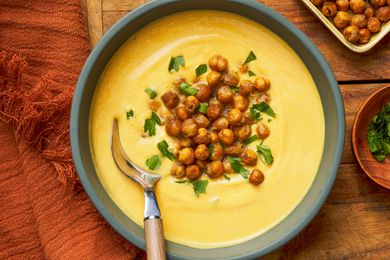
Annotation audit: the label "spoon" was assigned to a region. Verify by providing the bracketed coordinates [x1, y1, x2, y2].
[111, 119, 166, 260]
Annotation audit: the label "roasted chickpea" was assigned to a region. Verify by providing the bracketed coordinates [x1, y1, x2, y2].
[350, 0, 366, 14]
[209, 98, 224, 110]
[351, 14, 368, 28]
[365, 7, 375, 18]
[212, 117, 229, 130]
[232, 95, 250, 112]
[241, 149, 258, 166]
[257, 122, 270, 139]
[195, 160, 207, 170]
[222, 71, 240, 86]
[358, 28, 371, 44]
[243, 112, 257, 125]
[218, 129, 235, 145]
[223, 159, 233, 173]
[176, 106, 190, 121]
[310, 0, 323, 6]
[207, 105, 222, 121]
[333, 11, 351, 28]
[322, 1, 338, 17]
[178, 147, 195, 165]
[336, 0, 349, 11]
[186, 165, 201, 180]
[195, 144, 210, 161]
[184, 96, 200, 113]
[376, 6, 390, 22]
[161, 91, 179, 109]
[224, 142, 244, 156]
[207, 161, 224, 178]
[227, 108, 244, 125]
[239, 64, 249, 73]
[193, 114, 210, 128]
[343, 25, 360, 43]
[387, 0, 390, 6]
[180, 138, 193, 148]
[210, 131, 219, 143]
[165, 117, 181, 137]
[211, 143, 224, 161]
[370, 0, 386, 8]
[209, 55, 228, 72]
[181, 118, 198, 137]
[171, 161, 186, 179]
[254, 76, 271, 92]
[234, 125, 252, 142]
[196, 84, 213, 102]
[249, 169, 265, 185]
[239, 80, 255, 96]
[194, 128, 212, 145]
[217, 85, 234, 104]
[207, 71, 222, 87]
[367, 17, 381, 33]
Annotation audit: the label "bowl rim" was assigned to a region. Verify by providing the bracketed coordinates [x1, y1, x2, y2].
[352, 85, 390, 189]
[70, 0, 345, 259]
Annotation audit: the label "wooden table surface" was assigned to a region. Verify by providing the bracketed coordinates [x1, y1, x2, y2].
[82, 0, 390, 258]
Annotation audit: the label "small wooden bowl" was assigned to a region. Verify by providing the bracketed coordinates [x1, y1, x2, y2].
[352, 86, 390, 189]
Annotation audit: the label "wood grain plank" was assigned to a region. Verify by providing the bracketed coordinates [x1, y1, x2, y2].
[99, 0, 390, 81]
[102, 0, 146, 11]
[81, 0, 102, 48]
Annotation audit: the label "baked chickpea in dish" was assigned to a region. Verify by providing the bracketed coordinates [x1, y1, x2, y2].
[161, 91, 179, 109]
[219, 129, 236, 145]
[207, 71, 222, 87]
[254, 76, 270, 92]
[249, 169, 265, 185]
[207, 161, 224, 178]
[195, 144, 210, 161]
[208, 55, 228, 72]
[241, 149, 258, 166]
[233, 95, 249, 112]
[222, 70, 240, 86]
[186, 165, 201, 180]
[184, 96, 200, 113]
[227, 109, 244, 125]
[166, 117, 182, 137]
[176, 106, 190, 121]
[179, 148, 195, 165]
[217, 85, 233, 104]
[181, 118, 198, 137]
[257, 122, 270, 139]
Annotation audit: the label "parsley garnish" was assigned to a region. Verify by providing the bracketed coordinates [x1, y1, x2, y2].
[224, 174, 231, 181]
[198, 103, 208, 113]
[144, 88, 157, 99]
[145, 155, 161, 170]
[367, 102, 390, 162]
[157, 140, 176, 160]
[248, 70, 256, 77]
[250, 101, 276, 120]
[244, 51, 257, 64]
[227, 156, 250, 179]
[195, 64, 208, 77]
[192, 180, 208, 197]
[144, 112, 161, 136]
[209, 144, 214, 158]
[256, 144, 274, 165]
[179, 82, 199, 96]
[126, 110, 134, 119]
[230, 86, 239, 93]
[168, 55, 185, 72]
[243, 135, 259, 145]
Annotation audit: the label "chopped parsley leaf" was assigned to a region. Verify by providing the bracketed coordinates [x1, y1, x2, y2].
[227, 156, 250, 179]
[168, 55, 185, 72]
[144, 88, 157, 99]
[256, 144, 274, 165]
[224, 174, 231, 181]
[145, 155, 161, 170]
[179, 82, 198, 96]
[244, 51, 257, 64]
[144, 112, 161, 137]
[126, 110, 134, 119]
[195, 64, 208, 77]
[192, 180, 208, 197]
[248, 70, 256, 77]
[157, 140, 176, 161]
[198, 103, 208, 113]
[243, 135, 259, 145]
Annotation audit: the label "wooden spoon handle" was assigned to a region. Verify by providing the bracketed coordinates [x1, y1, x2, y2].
[144, 217, 166, 260]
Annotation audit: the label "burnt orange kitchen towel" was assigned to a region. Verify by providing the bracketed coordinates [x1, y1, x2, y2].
[0, 0, 144, 259]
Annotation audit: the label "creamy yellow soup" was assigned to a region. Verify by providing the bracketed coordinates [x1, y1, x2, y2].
[90, 11, 325, 249]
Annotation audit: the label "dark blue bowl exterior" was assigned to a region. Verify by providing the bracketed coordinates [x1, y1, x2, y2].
[70, 0, 345, 259]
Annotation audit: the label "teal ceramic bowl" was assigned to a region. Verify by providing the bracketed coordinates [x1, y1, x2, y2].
[70, 0, 345, 259]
